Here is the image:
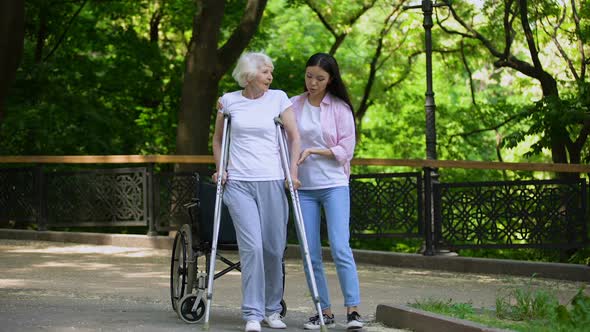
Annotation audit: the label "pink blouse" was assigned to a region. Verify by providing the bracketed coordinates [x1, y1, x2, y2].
[290, 92, 356, 177]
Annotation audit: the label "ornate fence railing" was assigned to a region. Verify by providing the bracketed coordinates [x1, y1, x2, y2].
[434, 178, 588, 249]
[0, 166, 39, 225]
[286, 172, 423, 243]
[1, 156, 589, 254]
[47, 167, 150, 227]
[349, 172, 423, 238]
[154, 171, 198, 233]
[0, 166, 153, 230]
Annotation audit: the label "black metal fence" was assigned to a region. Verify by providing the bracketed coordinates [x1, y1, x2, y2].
[349, 172, 423, 238]
[434, 178, 588, 250]
[1, 165, 588, 253]
[47, 167, 150, 227]
[0, 167, 39, 225]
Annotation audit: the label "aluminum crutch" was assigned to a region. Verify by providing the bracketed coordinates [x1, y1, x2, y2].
[203, 114, 230, 331]
[274, 117, 328, 332]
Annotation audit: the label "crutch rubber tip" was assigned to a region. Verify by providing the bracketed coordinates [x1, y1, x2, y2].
[202, 322, 210, 331]
[320, 326, 328, 332]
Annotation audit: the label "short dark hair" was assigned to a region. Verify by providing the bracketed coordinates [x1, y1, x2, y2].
[305, 53, 354, 113]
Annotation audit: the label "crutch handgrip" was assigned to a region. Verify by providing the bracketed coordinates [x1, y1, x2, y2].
[273, 116, 284, 127]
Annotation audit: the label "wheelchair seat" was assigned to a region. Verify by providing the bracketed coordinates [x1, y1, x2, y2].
[187, 180, 238, 251]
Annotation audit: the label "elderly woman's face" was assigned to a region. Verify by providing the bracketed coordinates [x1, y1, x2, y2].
[248, 64, 273, 92]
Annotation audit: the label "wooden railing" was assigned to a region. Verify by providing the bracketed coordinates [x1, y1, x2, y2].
[1, 155, 589, 173]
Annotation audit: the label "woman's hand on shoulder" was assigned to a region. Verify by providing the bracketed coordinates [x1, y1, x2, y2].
[216, 97, 223, 111]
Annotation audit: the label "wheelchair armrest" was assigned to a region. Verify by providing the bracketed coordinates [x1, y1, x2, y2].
[184, 198, 200, 209]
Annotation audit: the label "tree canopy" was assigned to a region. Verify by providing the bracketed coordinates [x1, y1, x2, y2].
[1, 0, 588, 179]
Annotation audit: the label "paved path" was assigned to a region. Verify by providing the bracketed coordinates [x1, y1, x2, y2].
[0, 239, 587, 332]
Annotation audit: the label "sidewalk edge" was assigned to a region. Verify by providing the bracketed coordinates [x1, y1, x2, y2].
[2, 228, 588, 282]
[375, 304, 513, 332]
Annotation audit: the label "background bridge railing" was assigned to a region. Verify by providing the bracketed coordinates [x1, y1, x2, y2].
[1, 156, 588, 255]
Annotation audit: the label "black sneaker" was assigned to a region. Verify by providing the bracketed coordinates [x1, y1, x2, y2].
[346, 311, 363, 330]
[303, 313, 336, 330]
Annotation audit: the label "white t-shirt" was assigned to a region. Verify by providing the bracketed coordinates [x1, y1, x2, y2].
[219, 89, 292, 181]
[298, 99, 348, 189]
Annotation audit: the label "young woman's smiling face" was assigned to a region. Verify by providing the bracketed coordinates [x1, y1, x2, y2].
[305, 65, 330, 98]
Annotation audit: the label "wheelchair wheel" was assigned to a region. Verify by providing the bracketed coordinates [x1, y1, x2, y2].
[170, 224, 195, 312]
[179, 224, 196, 294]
[280, 299, 287, 317]
[177, 294, 206, 324]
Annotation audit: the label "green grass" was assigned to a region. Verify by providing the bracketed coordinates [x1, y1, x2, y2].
[349, 237, 423, 253]
[410, 286, 590, 332]
[456, 247, 590, 265]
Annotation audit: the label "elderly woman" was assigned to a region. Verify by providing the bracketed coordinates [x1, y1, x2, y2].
[213, 52, 301, 332]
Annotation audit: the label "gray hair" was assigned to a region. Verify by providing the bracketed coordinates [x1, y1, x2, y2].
[232, 52, 274, 88]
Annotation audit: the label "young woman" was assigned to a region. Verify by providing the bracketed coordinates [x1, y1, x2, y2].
[213, 52, 301, 332]
[290, 53, 363, 330]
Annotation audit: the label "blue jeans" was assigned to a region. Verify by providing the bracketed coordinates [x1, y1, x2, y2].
[298, 186, 360, 310]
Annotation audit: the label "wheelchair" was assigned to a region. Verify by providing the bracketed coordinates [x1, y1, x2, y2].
[169, 175, 287, 324]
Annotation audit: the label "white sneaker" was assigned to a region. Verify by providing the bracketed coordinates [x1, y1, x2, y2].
[245, 320, 261, 332]
[264, 312, 287, 329]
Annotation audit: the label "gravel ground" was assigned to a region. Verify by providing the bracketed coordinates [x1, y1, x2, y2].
[0, 239, 587, 332]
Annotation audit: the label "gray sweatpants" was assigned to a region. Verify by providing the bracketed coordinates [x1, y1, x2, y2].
[222, 180, 288, 321]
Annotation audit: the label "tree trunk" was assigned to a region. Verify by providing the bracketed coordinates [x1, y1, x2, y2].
[176, 1, 226, 174]
[0, 0, 25, 124]
[176, 0, 267, 175]
[176, 52, 222, 166]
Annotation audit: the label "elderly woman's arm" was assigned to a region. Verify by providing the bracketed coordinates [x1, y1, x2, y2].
[280, 107, 301, 188]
